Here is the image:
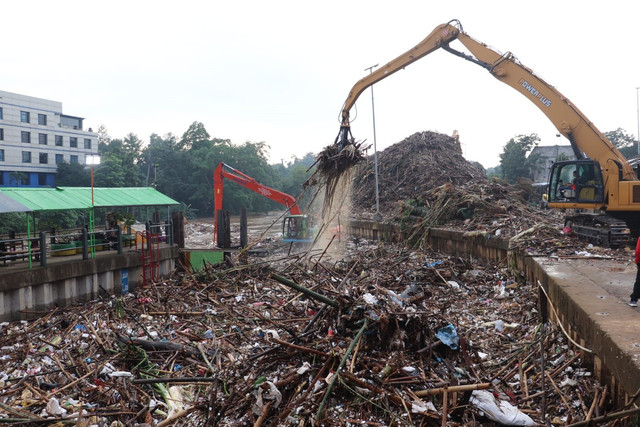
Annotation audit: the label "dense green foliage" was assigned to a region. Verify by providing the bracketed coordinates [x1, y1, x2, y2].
[56, 122, 315, 217]
[605, 128, 638, 159]
[499, 134, 540, 183]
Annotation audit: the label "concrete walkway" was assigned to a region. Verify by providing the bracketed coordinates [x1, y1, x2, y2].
[534, 255, 640, 400]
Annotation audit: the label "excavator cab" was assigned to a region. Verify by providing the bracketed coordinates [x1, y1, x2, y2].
[547, 160, 605, 204]
[283, 215, 315, 243]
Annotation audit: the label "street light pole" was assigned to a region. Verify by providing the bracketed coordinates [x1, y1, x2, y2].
[86, 155, 101, 259]
[365, 63, 382, 222]
[636, 87, 639, 155]
[86, 155, 101, 205]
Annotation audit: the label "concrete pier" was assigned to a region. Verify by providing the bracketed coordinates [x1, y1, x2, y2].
[0, 246, 178, 321]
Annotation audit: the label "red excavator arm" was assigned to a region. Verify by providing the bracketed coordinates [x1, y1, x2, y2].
[213, 162, 302, 242]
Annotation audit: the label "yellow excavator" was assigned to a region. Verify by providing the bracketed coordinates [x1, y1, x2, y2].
[336, 19, 639, 247]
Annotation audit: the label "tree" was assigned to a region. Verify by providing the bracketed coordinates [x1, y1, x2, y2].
[499, 134, 540, 183]
[94, 154, 126, 187]
[97, 132, 144, 186]
[179, 122, 212, 150]
[56, 162, 90, 186]
[604, 128, 638, 159]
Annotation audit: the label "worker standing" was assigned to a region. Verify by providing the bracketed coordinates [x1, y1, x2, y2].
[630, 236, 640, 307]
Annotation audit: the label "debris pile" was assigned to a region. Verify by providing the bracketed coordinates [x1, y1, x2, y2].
[0, 241, 611, 425]
[310, 139, 368, 217]
[347, 130, 623, 256]
[352, 131, 486, 217]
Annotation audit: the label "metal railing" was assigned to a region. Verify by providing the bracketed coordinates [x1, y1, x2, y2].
[0, 221, 173, 268]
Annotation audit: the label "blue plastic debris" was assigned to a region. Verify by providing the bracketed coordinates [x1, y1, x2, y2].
[436, 323, 459, 350]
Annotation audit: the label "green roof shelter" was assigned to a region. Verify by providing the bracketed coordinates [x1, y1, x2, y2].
[0, 187, 180, 266]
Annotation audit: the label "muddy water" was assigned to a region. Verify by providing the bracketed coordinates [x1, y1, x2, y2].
[184, 211, 289, 248]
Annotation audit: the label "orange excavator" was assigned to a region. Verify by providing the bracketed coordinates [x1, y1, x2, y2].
[213, 162, 314, 243]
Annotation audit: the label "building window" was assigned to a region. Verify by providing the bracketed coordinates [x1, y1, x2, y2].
[84, 138, 92, 149]
[20, 111, 30, 123]
[70, 137, 78, 148]
[38, 114, 47, 125]
[21, 131, 31, 143]
[38, 173, 47, 186]
[22, 151, 31, 163]
[39, 133, 48, 145]
[55, 135, 63, 146]
[70, 155, 78, 163]
[39, 153, 48, 164]
[55, 154, 64, 164]
[0, 128, 3, 140]
[0, 149, 4, 161]
[0, 107, 3, 119]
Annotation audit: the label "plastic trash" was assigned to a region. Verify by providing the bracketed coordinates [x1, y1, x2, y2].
[425, 260, 443, 268]
[436, 323, 459, 350]
[265, 329, 280, 340]
[470, 390, 535, 426]
[411, 400, 437, 414]
[46, 397, 67, 416]
[296, 362, 311, 375]
[362, 293, 378, 305]
[252, 380, 282, 415]
[108, 371, 134, 378]
[400, 284, 420, 299]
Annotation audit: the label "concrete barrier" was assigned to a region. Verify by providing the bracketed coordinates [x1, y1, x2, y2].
[0, 246, 178, 321]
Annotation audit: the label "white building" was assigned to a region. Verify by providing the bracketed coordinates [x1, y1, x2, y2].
[528, 144, 576, 183]
[0, 90, 98, 187]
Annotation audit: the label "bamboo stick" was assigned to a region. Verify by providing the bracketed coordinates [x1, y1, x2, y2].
[271, 274, 339, 308]
[414, 383, 491, 397]
[315, 320, 369, 421]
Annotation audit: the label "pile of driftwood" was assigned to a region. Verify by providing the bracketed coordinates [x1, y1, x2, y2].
[0, 239, 623, 425]
[352, 131, 486, 217]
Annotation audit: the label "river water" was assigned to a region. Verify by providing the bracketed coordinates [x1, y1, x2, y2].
[184, 211, 291, 248]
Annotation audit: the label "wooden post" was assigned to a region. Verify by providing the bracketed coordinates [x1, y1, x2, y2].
[82, 227, 89, 261]
[240, 208, 248, 248]
[216, 210, 225, 248]
[222, 211, 231, 248]
[39, 231, 46, 267]
[172, 211, 185, 248]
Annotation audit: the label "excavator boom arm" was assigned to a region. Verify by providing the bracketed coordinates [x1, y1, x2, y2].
[452, 33, 635, 180]
[338, 20, 634, 181]
[213, 162, 302, 242]
[340, 21, 461, 126]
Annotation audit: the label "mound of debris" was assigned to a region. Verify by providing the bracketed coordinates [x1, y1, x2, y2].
[352, 131, 486, 217]
[0, 241, 607, 426]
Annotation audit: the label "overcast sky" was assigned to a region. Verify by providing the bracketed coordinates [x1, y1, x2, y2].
[3, 1, 639, 168]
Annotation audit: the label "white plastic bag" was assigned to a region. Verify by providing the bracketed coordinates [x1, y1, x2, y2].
[470, 390, 535, 426]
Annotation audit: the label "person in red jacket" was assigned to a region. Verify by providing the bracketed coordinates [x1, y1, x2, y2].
[630, 236, 640, 307]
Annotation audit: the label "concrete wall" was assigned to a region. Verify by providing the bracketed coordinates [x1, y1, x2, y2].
[0, 246, 178, 321]
[347, 220, 640, 406]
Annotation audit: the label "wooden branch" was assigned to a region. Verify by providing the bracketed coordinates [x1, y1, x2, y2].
[414, 382, 491, 397]
[271, 274, 339, 308]
[132, 377, 217, 384]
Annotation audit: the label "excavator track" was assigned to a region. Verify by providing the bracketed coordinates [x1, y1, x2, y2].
[565, 214, 631, 248]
